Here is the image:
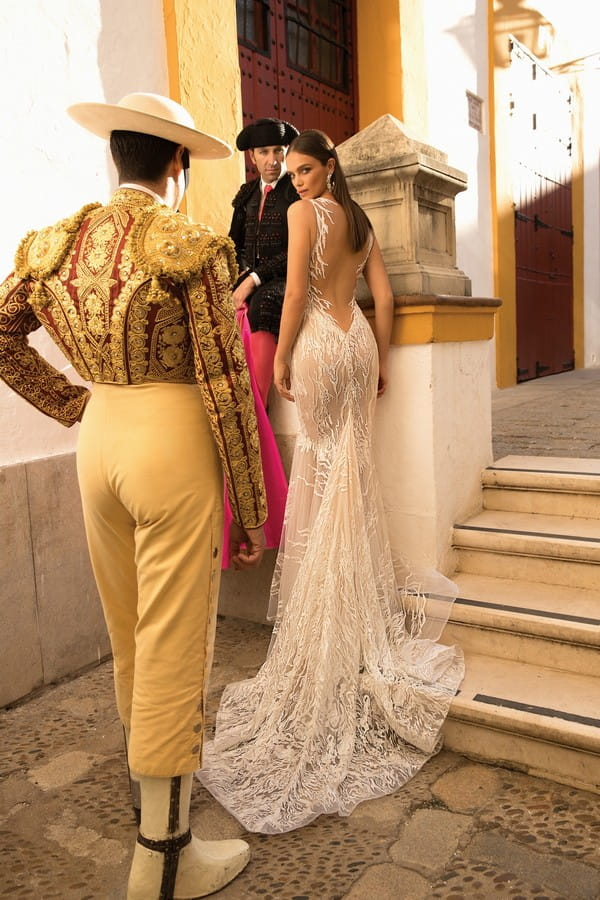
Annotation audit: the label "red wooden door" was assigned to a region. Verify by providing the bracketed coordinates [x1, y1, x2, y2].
[236, 0, 357, 178]
[510, 38, 574, 382]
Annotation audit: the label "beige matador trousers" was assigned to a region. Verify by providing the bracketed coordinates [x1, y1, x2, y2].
[77, 383, 223, 777]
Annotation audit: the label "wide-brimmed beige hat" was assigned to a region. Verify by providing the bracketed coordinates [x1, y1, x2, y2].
[67, 92, 232, 160]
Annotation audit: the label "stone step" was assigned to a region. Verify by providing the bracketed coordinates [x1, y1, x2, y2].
[444, 652, 600, 795]
[453, 509, 600, 590]
[441, 572, 600, 676]
[483, 456, 600, 518]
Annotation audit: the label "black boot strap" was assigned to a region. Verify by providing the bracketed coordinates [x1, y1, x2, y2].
[136, 828, 192, 855]
[136, 829, 192, 900]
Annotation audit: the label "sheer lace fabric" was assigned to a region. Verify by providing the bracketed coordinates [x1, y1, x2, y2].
[198, 198, 464, 834]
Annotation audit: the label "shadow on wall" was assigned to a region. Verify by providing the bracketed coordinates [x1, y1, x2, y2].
[1, 454, 111, 709]
[493, 1, 555, 66]
[445, 0, 554, 70]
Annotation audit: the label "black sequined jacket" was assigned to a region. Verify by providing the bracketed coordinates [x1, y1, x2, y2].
[228, 174, 299, 284]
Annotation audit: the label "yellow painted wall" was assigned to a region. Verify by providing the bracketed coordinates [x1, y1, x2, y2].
[356, 0, 403, 127]
[163, 0, 245, 233]
[356, 0, 428, 136]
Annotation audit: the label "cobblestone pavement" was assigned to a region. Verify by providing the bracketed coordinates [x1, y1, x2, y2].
[2, 368, 600, 899]
[492, 368, 600, 460]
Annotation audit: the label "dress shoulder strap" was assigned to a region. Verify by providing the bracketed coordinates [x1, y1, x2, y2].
[308, 198, 335, 279]
[357, 231, 374, 276]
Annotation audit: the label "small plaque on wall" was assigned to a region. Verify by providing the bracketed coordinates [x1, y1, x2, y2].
[466, 91, 484, 132]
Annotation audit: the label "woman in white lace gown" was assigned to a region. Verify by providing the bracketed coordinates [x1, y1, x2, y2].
[198, 130, 464, 834]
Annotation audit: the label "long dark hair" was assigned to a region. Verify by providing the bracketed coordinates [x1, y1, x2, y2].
[288, 129, 371, 252]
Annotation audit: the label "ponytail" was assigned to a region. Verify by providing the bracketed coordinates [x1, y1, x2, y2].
[288, 130, 371, 252]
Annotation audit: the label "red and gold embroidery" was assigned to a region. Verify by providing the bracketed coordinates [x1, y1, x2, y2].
[0, 189, 265, 527]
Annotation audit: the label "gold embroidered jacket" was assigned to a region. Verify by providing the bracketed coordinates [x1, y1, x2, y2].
[0, 188, 266, 529]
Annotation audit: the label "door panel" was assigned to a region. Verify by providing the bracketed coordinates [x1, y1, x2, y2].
[236, 0, 356, 178]
[510, 37, 574, 382]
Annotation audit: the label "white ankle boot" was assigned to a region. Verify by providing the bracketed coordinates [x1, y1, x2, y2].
[126, 773, 250, 899]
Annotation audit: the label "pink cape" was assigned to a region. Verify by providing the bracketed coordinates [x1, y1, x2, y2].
[222, 308, 288, 568]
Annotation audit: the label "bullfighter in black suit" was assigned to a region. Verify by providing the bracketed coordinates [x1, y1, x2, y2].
[230, 117, 299, 406]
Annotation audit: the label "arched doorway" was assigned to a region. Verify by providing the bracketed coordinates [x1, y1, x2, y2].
[236, 0, 357, 176]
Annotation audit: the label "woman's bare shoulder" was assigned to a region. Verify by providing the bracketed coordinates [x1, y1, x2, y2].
[287, 198, 316, 222]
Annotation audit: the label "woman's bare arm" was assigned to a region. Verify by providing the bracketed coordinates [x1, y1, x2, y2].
[273, 201, 314, 401]
[363, 238, 394, 396]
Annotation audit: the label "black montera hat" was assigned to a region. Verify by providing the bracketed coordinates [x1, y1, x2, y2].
[236, 117, 299, 151]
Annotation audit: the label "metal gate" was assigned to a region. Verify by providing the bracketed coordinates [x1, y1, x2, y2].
[236, 0, 356, 176]
[510, 37, 574, 382]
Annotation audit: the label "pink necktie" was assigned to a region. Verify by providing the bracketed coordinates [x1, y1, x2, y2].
[258, 184, 273, 221]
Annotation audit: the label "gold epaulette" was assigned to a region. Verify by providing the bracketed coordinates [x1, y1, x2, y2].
[131, 207, 238, 285]
[14, 203, 101, 281]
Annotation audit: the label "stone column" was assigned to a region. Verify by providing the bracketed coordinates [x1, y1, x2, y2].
[339, 114, 472, 299]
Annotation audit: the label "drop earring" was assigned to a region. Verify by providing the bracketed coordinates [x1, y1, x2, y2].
[326, 171, 333, 191]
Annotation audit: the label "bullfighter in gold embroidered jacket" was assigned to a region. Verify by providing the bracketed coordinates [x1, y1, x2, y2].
[0, 94, 266, 900]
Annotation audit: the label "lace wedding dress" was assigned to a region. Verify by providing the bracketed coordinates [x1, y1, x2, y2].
[198, 198, 464, 834]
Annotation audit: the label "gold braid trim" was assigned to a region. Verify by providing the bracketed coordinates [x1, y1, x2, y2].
[130, 207, 239, 285]
[0, 275, 90, 427]
[13, 231, 37, 275]
[14, 203, 102, 312]
[185, 252, 266, 529]
[14, 203, 102, 281]
[131, 206, 263, 526]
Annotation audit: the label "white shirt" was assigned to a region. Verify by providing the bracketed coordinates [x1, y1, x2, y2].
[118, 182, 166, 205]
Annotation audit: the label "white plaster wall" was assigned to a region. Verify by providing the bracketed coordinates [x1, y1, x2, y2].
[0, 0, 169, 465]
[422, 0, 494, 302]
[269, 387, 300, 440]
[271, 337, 494, 580]
[374, 341, 493, 575]
[429, 339, 494, 562]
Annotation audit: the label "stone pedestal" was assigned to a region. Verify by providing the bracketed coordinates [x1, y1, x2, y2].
[337, 114, 471, 300]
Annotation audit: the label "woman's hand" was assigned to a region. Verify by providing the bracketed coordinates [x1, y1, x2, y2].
[377, 365, 388, 397]
[274, 357, 294, 401]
